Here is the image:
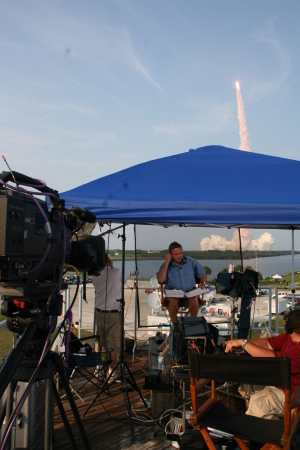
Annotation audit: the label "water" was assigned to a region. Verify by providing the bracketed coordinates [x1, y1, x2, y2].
[113, 254, 300, 281]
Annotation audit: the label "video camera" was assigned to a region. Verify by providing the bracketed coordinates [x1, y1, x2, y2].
[0, 170, 105, 335]
[215, 269, 259, 298]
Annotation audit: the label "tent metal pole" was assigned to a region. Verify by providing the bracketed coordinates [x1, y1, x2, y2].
[292, 229, 295, 310]
[238, 228, 243, 271]
[133, 225, 138, 351]
[120, 223, 126, 359]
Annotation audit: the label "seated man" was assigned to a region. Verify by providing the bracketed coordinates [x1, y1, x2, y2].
[224, 309, 300, 419]
[156, 241, 206, 325]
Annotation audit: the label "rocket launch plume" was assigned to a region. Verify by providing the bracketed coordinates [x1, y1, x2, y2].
[202, 86, 273, 253]
[236, 80, 251, 151]
[200, 229, 274, 251]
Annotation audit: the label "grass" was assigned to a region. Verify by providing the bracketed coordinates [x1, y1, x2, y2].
[249, 314, 286, 339]
[0, 312, 287, 362]
[0, 313, 95, 363]
[0, 314, 14, 362]
[258, 271, 300, 288]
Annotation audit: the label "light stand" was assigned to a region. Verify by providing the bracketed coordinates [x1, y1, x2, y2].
[128, 269, 139, 362]
[238, 294, 252, 339]
[230, 298, 238, 340]
[83, 224, 146, 440]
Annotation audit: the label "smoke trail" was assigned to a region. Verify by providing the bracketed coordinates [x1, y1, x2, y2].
[236, 81, 251, 151]
[200, 229, 274, 251]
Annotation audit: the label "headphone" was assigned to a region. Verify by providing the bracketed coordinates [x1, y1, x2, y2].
[285, 310, 300, 334]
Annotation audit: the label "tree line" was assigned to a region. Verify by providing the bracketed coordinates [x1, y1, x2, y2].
[110, 249, 296, 260]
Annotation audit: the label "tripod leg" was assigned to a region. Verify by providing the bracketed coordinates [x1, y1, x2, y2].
[44, 377, 52, 450]
[123, 362, 147, 407]
[82, 365, 112, 417]
[0, 398, 7, 429]
[119, 362, 135, 440]
[52, 352, 91, 450]
[3, 381, 15, 450]
[51, 379, 80, 450]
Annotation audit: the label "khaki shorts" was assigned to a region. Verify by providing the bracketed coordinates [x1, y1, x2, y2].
[246, 386, 285, 420]
[95, 310, 121, 355]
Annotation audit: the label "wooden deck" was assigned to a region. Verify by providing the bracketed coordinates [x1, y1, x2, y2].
[53, 344, 180, 450]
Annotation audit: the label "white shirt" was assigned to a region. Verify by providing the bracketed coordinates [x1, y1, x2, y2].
[92, 267, 127, 311]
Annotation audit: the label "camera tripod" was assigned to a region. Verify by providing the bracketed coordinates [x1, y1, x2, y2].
[0, 320, 91, 450]
[83, 228, 147, 440]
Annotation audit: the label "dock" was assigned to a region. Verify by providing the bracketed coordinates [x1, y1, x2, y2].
[53, 343, 175, 450]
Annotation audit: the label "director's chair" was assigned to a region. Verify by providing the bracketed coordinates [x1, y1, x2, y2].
[66, 334, 113, 400]
[188, 350, 300, 450]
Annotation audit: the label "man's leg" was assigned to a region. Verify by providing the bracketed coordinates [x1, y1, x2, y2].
[109, 353, 118, 372]
[168, 298, 179, 323]
[105, 313, 121, 373]
[95, 310, 106, 347]
[246, 386, 285, 419]
[188, 296, 200, 316]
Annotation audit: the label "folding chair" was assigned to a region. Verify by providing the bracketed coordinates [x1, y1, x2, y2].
[188, 350, 300, 450]
[67, 334, 113, 400]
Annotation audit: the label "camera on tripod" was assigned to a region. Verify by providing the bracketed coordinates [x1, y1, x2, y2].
[215, 269, 259, 298]
[129, 270, 139, 277]
[0, 170, 105, 336]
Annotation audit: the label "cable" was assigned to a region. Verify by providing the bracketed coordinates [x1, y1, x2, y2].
[1, 263, 82, 450]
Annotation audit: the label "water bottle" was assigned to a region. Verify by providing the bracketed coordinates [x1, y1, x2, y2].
[157, 353, 163, 370]
[101, 345, 107, 362]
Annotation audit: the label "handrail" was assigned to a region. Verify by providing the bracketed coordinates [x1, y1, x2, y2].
[0, 319, 7, 330]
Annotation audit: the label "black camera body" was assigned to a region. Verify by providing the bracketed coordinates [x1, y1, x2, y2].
[215, 269, 258, 299]
[0, 171, 105, 335]
[0, 189, 73, 288]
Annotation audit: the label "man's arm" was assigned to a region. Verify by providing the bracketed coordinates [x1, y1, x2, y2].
[157, 253, 171, 284]
[224, 337, 275, 357]
[192, 259, 206, 286]
[199, 273, 206, 285]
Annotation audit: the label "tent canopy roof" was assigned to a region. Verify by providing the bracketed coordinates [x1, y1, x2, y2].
[61, 145, 300, 229]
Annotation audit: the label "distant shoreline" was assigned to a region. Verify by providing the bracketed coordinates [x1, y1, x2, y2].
[109, 250, 298, 261]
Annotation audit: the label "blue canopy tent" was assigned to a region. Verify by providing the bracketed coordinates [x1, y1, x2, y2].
[61, 145, 300, 336]
[61, 145, 300, 229]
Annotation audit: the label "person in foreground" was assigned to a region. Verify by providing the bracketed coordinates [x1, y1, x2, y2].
[156, 242, 206, 324]
[92, 254, 127, 383]
[224, 309, 300, 419]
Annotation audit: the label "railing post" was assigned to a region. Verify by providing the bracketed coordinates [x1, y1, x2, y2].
[78, 287, 83, 339]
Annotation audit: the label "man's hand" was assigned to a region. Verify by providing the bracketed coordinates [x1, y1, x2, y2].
[224, 339, 243, 353]
[165, 252, 172, 265]
[157, 252, 171, 284]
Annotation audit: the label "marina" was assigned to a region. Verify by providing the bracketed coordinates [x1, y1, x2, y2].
[62, 277, 294, 342]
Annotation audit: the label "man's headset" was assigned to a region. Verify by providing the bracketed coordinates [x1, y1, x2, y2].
[284, 309, 300, 334]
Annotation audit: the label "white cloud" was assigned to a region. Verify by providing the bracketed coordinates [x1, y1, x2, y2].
[249, 20, 291, 102]
[201, 229, 274, 251]
[154, 101, 234, 136]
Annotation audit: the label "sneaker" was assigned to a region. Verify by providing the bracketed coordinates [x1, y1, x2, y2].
[106, 371, 117, 384]
[94, 366, 104, 382]
[106, 370, 122, 384]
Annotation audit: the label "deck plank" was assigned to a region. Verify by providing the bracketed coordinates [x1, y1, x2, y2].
[53, 345, 176, 449]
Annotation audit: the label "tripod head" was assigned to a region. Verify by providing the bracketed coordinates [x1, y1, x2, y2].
[129, 270, 139, 287]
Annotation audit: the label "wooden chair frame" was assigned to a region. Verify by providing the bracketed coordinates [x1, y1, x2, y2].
[188, 350, 300, 450]
[67, 334, 112, 399]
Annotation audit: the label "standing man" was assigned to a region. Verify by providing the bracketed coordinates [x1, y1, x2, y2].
[92, 254, 127, 382]
[224, 309, 300, 419]
[157, 242, 206, 324]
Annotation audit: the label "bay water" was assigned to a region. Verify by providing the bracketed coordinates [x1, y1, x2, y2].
[113, 254, 300, 281]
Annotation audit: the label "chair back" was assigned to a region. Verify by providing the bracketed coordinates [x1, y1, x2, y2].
[188, 350, 291, 390]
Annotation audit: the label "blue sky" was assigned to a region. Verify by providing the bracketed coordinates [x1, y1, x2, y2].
[1, 1, 299, 251]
